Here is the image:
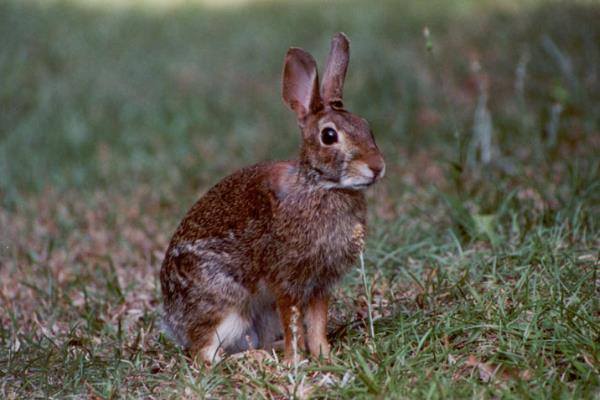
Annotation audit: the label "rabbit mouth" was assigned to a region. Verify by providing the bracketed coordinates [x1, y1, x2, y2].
[348, 182, 372, 190]
[318, 176, 373, 190]
[338, 176, 377, 190]
[336, 160, 383, 189]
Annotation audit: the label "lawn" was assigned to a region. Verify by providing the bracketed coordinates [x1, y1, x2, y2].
[0, 0, 599, 398]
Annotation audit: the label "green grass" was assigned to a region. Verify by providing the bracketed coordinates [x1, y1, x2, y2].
[1, 0, 599, 398]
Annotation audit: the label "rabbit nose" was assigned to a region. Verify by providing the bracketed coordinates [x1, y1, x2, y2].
[366, 155, 385, 180]
[371, 164, 385, 179]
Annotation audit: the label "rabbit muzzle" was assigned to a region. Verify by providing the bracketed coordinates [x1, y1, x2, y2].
[363, 151, 386, 181]
[339, 151, 385, 189]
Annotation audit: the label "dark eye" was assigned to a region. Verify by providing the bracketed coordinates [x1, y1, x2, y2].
[321, 127, 338, 145]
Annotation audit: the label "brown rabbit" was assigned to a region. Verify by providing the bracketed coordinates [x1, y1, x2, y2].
[160, 33, 385, 363]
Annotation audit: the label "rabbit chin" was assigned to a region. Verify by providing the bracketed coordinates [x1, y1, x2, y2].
[319, 175, 374, 190]
[339, 175, 376, 190]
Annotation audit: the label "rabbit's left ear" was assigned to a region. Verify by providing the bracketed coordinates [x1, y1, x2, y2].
[282, 48, 322, 121]
[321, 32, 350, 109]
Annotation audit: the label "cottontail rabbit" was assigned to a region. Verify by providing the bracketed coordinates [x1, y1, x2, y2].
[160, 33, 385, 363]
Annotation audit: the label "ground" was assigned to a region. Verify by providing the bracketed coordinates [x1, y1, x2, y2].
[0, 0, 599, 398]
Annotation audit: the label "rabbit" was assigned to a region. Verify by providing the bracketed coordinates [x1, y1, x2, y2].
[160, 32, 385, 364]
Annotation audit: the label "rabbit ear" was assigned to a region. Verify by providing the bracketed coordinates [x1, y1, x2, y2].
[282, 48, 322, 120]
[321, 32, 350, 109]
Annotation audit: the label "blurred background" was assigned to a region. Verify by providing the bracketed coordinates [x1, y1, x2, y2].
[1, 0, 598, 208]
[0, 0, 598, 397]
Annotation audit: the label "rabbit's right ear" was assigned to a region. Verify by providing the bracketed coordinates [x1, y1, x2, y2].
[321, 33, 350, 109]
[282, 48, 322, 121]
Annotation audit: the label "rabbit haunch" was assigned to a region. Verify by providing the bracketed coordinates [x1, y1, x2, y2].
[160, 33, 385, 363]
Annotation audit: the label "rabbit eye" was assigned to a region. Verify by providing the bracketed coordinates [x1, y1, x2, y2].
[330, 100, 344, 110]
[321, 127, 338, 145]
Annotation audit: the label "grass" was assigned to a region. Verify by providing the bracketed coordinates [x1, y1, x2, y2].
[1, 0, 599, 398]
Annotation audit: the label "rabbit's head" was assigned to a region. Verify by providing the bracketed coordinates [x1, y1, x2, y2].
[282, 33, 385, 190]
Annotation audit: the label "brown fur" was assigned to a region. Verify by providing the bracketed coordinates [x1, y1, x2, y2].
[160, 33, 385, 363]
